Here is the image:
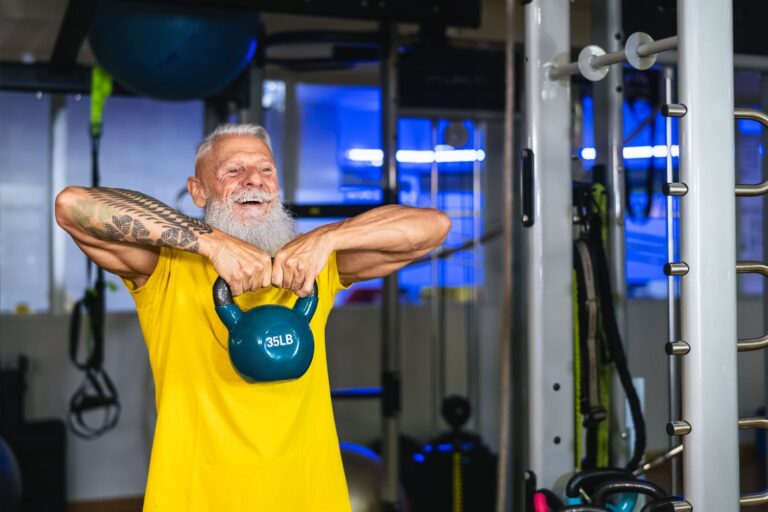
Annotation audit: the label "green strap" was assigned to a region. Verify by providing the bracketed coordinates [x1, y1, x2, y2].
[591, 183, 612, 467]
[90, 66, 113, 137]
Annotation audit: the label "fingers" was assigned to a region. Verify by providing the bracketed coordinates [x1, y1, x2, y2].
[273, 255, 309, 295]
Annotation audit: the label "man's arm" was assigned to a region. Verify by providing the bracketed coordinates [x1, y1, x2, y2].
[55, 186, 272, 294]
[272, 205, 451, 295]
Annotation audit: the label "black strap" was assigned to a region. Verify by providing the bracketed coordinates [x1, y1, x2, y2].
[67, 128, 120, 440]
[574, 238, 607, 469]
[582, 188, 647, 472]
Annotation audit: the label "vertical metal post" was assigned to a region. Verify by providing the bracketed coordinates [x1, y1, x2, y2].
[677, 0, 740, 509]
[49, 94, 68, 314]
[468, 121, 483, 427]
[663, 66, 683, 496]
[239, 65, 265, 125]
[524, 0, 574, 488]
[591, 0, 630, 466]
[282, 80, 299, 203]
[380, 22, 401, 511]
[498, 1, 520, 509]
[429, 118, 442, 434]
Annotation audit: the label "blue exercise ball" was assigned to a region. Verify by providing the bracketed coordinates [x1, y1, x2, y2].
[89, 2, 259, 100]
[0, 436, 22, 511]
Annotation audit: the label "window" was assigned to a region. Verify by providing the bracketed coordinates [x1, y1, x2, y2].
[0, 91, 52, 313]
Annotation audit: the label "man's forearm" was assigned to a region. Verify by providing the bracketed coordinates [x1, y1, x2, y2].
[56, 186, 219, 256]
[322, 204, 450, 257]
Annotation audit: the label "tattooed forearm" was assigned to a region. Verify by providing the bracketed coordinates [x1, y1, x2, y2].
[69, 188, 211, 254]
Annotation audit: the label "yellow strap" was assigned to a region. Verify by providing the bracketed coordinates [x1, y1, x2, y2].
[452, 451, 462, 512]
[90, 66, 113, 134]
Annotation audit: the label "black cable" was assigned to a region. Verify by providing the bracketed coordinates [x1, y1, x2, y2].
[67, 127, 120, 440]
[587, 211, 646, 471]
[591, 480, 667, 506]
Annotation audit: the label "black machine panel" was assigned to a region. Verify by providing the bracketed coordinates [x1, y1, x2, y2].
[623, 0, 768, 57]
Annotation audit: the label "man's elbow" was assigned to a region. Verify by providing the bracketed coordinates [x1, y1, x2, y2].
[432, 210, 452, 246]
[54, 186, 84, 230]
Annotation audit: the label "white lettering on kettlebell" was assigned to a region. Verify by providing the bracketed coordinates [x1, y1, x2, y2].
[265, 334, 295, 348]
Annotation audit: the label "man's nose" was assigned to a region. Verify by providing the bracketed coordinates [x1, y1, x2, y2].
[241, 168, 264, 188]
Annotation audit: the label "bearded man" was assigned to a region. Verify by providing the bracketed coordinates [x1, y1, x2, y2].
[55, 124, 451, 512]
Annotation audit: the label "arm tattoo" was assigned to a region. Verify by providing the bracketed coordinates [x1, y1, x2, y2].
[82, 188, 212, 253]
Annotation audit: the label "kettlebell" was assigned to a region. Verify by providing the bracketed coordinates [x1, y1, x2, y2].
[213, 277, 318, 382]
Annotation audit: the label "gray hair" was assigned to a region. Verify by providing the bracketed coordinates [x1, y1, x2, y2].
[195, 124, 273, 170]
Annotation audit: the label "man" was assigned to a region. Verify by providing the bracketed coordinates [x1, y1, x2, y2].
[55, 124, 451, 511]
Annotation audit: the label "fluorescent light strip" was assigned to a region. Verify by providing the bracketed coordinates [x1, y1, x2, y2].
[345, 149, 487, 165]
[580, 145, 681, 161]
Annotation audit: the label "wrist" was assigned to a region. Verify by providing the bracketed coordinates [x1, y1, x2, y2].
[318, 222, 344, 253]
[198, 227, 227, 260]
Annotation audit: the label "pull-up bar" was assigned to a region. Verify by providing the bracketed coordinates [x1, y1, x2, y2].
[549, 32, 678, 81]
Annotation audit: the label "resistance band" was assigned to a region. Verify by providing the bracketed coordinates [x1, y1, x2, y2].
[68, 67, 121, 439]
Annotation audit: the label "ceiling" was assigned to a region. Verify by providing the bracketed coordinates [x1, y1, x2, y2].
[0, 0, 594, 67]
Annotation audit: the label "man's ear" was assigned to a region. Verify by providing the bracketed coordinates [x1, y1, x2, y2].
[187, 177, 208, 208]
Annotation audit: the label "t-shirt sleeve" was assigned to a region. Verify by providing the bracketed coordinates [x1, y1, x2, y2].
[325, 251, 350, 298]
[120, 246, 177, 311]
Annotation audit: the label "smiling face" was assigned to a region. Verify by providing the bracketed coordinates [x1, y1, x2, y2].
[189, 135, 280, 220]
[188, 134, 295, 254]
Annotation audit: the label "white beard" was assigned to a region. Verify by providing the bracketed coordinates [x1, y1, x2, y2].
[203, 189, 296, 256]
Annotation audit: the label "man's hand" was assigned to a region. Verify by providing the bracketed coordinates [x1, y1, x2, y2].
[206, 229, 273, 296]
[272, 229, 334, 297]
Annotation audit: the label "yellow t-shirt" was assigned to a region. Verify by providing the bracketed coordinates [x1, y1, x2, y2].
[125, 247, 351, 512]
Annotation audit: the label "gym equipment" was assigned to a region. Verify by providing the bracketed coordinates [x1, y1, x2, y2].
[1, 357, 67, 511]
[340, 442, 408, 512]
[68, 67, 120, 439]
[572, 183, 646, 472]
[0, 436, 21, 512]
[548, 32, 677, 82]
[88, 2, 259, 100]
[406, 396, 497, 511]
[213, 278, 318, 382]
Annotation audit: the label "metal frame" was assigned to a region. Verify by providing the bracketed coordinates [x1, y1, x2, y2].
[48, 0, 481, 74]
[675, 0, 740, 508]
[590, 0, 630, 469]
[523, 0, 574, 489]
[379, 22, 401, 511]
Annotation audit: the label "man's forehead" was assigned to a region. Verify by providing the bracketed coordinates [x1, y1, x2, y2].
[209, 137, 274, 165]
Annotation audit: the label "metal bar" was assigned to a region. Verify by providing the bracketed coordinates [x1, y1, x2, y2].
[548, 62, 580, 81]
[634, 444, 684, 476]
[737, 334, 768, 352]
[524, 0, 573, 489]
[49, 0, 100, 73]
[111, 0, 482, 26]
[430, 118, 441, 435]
[549, 34, 679, 81]
[678, 0, 740, 509]
[733, 109, 768, 196]
[591, 0, 629, 467]
[409, 228, 502, 267]
[590, 49, 628, 69]
[379, 22, 401, 510]
[497, 0, 518, 508]
[663, 65, 683, 495]
[737, 261, 768, 276]
[468, 120, 483, 429]
[740, 491, 768, 507]
[739, 416, 768, 429]
[605, 0, 629, 468]
[637, 36, 679, 57]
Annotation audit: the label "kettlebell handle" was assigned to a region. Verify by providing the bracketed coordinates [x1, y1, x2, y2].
[213, 278, 318, 319]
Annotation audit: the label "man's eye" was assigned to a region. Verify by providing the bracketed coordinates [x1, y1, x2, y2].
[226, 168, 241, 175]
[262, 167, 274, 174]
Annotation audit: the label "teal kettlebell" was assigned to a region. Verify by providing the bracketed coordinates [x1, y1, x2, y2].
[213, 277, 318, 382]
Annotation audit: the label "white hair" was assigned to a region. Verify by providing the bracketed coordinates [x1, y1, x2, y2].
[195, 124, 272, 170]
